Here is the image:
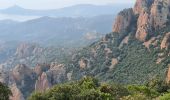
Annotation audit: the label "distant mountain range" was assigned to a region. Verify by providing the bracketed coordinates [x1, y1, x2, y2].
[0, 4, 133, 20]
[0, 14, 114, 47]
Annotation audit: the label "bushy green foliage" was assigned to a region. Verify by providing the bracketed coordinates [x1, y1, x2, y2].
[100, 84, 129, 99]
[28, 77, 130, 100]
[127, 85, 159, 98]
[28, 77, 170, 100]
[159, 93, 170, 100]
[68, 31, 170, 85]
[27, 92, 47, 100]
[68, 24, 170, 85]
[0, 82, 12, 100]
[146, 77, 170, 93]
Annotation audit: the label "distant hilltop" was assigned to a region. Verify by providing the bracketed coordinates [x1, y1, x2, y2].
[0, 4, 133, 18]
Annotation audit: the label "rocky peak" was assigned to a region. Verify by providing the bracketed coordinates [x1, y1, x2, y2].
[161, 32, 170, 50]
[47, 63, 66, 85]
[34, 64, 50, 76]
[12, 64, 33, 81]
[136, 0, 170, 41]
[150, 0, 169, 29]
[15, 43, 43, 58]
[112, 8, 135, 33]
[112, 0, 170, 42]
[133, 0, 154, 14]
[12, 64, 37, 98]
[35, 72, 51, 93]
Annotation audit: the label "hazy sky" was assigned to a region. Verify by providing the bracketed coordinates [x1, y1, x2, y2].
[0, 0, 136, 9]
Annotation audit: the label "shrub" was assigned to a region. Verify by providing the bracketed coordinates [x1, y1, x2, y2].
[0, 82, 12, 100]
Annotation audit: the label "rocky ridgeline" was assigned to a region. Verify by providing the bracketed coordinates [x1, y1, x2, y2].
[113, 0, 170, 41]
[113, 0, 170, 83]
[15, 43, 43, 58]
[0, 62, 67, 100]
[2, 0, 170, 100]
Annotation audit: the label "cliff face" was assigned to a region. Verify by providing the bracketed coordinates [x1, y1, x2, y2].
[133, 0, 154, 14]
[113, 0, 170, 41]
[34, 63, 66, 93]
[69, 0, 170, 85]
[3, 0, 170, 99]
[161, 32, 170, 49]
[15, 43, 43, 58]
[35, 72, 51, 93]
[10, 84, 25, 100]
[0, 62, 67, 100]
[12, 64, 36, 99]
[117, 0, 170, 83]
[112, 8, 135, 33]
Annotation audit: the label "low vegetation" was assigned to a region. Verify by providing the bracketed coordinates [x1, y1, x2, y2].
[28, 77, 170, 100]
[0, 82, 12, 100]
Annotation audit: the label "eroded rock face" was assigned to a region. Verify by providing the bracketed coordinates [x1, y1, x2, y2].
[143, 37, 160, 49]
[109, 58, 118, 69]
[133, 0, 154, 14]
[166, 65, 170, 83]
[12, 64, 37, 98]
[113, 0, 170, 42]
[135, 11, 152, 41]
[46, 63, 66, 85]
[10, 84, 25, 100]
[35, 72, 51, 93]
[135, 0, 170, 41]
[12, 64, 34, 82]
[34, 64, 50, 76]
[113, 8, 134, 33]
[34, 62, 67, 92]
[15, 43, 43, 58]
[161, 32, 170, 49]
[79, 59, 87, 69]
[150, 0, 169, 29]
[0, 62, 67, 99]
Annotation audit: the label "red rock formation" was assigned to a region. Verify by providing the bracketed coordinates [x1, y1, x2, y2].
[113, 0, 170, 42]
[136, 11, 152, 41]
[161, 32, 170, 50]
[35, 62, 66, 92]
[150, 0, 169, 29]
[34, 64, 50, 76]
[47, 63, 66, 84]
[112, 8, 134, 33]
[15, 43, 43, 58]
[133, 0, 154, 14]
[11, 64, 37, 99]
[35, 72, 51, 93]
[12, 64, 33, 82]
[135, 0, 170, 41]
[10, 84, 25, 100]
[79, 58, 89, 69]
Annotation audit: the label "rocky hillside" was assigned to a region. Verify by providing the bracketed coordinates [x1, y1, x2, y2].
[0, 63, 67, 99]
[66, 0, 170, 84]
[0, 43, 75, 71]
[0, 15, 113, 47]
[2, 0, 170, 100]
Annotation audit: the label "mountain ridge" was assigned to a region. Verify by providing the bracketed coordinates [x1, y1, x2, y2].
[0, 4, 133, 17]
[67, 0, 170, 84]
[3, 0, 170, 100]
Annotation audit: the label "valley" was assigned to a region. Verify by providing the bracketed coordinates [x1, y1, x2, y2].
[3, 0, 170, 100]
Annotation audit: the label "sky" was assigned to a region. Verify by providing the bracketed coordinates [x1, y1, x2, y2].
[0, 0, 136, 10]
